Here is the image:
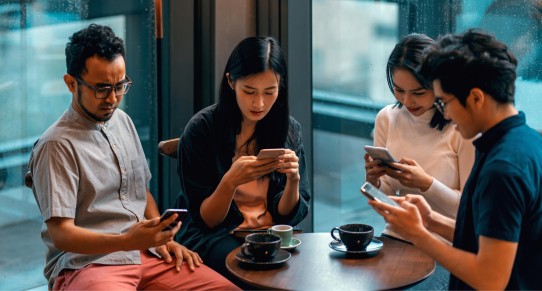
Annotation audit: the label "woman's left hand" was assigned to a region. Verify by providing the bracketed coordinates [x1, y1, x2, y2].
[385, 157, 433, 191]
[276, 149, 300, 181]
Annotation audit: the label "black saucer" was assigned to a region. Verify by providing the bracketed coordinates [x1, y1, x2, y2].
[328, 238, 383, 256]
[235, 249, 291, 266]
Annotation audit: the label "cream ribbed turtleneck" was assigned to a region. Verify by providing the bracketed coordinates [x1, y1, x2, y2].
[372, 105, 475, 239]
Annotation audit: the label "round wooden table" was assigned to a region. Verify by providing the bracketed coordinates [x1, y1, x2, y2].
[226, 233, 435, 290]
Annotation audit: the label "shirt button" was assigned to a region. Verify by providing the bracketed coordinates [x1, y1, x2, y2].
[121, 195, 127, 201]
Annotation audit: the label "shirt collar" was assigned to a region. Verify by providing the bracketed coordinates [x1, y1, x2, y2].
[67, 103, 111, 130]
[473, 111, 526, 153]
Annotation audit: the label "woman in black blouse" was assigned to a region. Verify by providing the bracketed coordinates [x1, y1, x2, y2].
[176, 36, 311, 286]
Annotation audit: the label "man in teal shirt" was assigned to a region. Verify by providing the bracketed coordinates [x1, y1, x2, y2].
[369, 29, 542, 290]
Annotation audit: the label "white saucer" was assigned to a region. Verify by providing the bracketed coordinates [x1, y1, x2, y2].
[281, 237, 302, 251]
[328, 238, 383, 255]
[235, 249, 291, 265]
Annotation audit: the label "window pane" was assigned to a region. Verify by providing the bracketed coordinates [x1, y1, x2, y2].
[456, 0, 542, 129]
[312, 0, 399, 233]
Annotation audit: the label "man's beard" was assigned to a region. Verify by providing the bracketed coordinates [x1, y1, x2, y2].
[77, 87, 114, 122]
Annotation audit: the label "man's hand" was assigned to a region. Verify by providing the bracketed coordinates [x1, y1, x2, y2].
[155, 241, 203, 272]
[368, 196, 431, 244]
[402, 194, 433, 228]
[122, 214, 181, 251]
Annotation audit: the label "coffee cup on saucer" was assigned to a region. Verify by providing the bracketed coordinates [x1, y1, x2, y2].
[330, 224, 374, 251]
[268, 224, 293, 247]
[241, 233, 282, 262]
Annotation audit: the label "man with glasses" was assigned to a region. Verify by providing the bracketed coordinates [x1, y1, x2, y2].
[369, 29, 542, 289]
[28, 23, 238, 290]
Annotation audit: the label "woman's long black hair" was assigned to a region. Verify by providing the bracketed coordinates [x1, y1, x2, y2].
[386, 33, 450, 130]
[216, 36, 292, 154]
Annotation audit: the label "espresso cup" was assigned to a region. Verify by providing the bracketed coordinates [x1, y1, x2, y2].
[241, 233, 282, 262]
[330, 224, 374, 251]
[268, 224, 293, 247]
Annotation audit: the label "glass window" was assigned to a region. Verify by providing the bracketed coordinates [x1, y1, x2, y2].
[0, 1, 156, 290]
[312, 0, 542, 233]
[312, 0, 399, 233]
[455, 0, 542, 129]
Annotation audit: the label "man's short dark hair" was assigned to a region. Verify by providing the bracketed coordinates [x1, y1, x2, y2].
[421, 29, 517, 105]
[65, 23, 125, 77]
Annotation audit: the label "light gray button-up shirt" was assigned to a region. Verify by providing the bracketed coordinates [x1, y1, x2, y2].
[29, 105, 151, 289]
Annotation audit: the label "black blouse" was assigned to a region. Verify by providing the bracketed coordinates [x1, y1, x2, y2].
[175, 104, 311, 257]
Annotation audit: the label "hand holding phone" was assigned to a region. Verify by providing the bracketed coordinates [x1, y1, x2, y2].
[364, 145, 399, 169]
[360, 182, 399, 207]
[257, 148, 286, 160]
[159, 208, 187, 231]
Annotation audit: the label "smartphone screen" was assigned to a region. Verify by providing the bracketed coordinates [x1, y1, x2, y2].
[360, 182, 399, 207]
[160, 208, 188, 231]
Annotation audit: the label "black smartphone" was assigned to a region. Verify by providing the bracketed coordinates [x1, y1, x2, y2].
[360, 182, 399, 207]
[159, 208, 188, 231]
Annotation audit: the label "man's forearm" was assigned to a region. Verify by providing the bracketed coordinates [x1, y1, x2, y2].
[145, 189, 160, 219]
[47, 218, 128, 254]
[412, 233, 516, 290]
[427, 210, 456, 241]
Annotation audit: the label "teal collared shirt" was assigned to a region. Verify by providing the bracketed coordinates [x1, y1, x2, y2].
[451, 112, 542, 290]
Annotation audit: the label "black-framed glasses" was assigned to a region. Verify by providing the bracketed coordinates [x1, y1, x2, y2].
[434, 98, 454, 114]
[75, 76, 132, 99]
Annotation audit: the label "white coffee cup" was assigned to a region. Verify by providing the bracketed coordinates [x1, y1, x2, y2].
[268, 224, 293, 247]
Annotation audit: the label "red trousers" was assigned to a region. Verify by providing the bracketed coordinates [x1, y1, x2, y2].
[53, 251, 239, 290]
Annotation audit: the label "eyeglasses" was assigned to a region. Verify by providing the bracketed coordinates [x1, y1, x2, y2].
[434, 98, 455, 114]
[75, 76, 132, 99]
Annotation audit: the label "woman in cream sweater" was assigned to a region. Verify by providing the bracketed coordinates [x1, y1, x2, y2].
[364, 34, 475, 239]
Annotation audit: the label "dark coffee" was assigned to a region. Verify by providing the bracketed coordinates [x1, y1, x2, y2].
[241, 233, 281, 262]
[330, 224, 374, 251]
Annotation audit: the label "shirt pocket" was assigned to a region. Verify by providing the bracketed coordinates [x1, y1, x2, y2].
[131, 158, 147, 200]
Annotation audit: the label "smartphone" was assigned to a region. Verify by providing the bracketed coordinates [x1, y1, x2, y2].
[364, 145, 398, 169]
[257, 148, 286, 160]
[360, 182, 399, 207]
[159, 208, 188, 231]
